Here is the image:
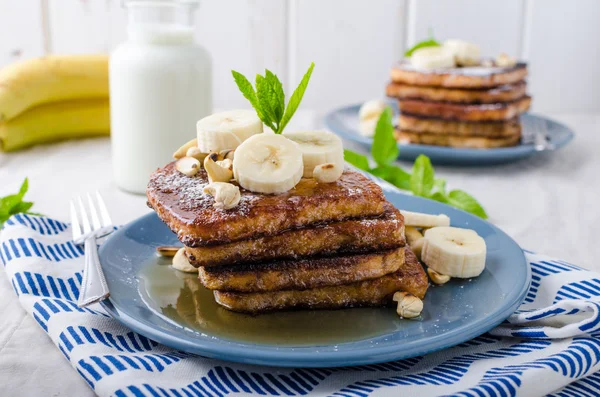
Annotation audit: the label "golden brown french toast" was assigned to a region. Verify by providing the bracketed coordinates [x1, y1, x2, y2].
[186, 203, 404, 267]
[386, 81, 526, 104]
[199, 247, 406, 292]
[398, 114, 520, 137]
[396, 129, 521, 148]
[398, 96, 531, 121]
[390, 62, 528, 88]
[147, 163, 387, 247]
[213, 249, 428, 313]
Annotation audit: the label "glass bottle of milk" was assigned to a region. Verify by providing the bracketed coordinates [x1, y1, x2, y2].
[110, 0, 211, 194]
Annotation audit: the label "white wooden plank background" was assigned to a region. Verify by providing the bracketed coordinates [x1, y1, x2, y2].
[406, 0, 524, 58]
[289, 0, 407, 115]
[0, 1, 45, 66]
[0, 0, 599, 113]
[523, 0, 600, 112]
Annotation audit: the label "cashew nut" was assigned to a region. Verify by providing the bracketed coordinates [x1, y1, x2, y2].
[175, 156, 201, 177]
[393, 291, 423, 319]
[496, 53, 517, 67]
[405, 226, 425, 260]
[156, 246, 180, 257]
[219, 149, 235, 161]
[172, 248, 198, 273]
[203, 182, 241, 210]
[313, 163, 343, 183]
[427, 268, 451, 285]
[186, 146, 208, 162]
[204, 153, 233, 183]
[173, 138, 198, 159]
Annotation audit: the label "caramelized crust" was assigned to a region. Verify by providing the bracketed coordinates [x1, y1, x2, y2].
[397, 96, 531, 122]
[386, 81, 526, 104]
[390, 62, 528, 88]
[395, 129, 521, 148]
[398, 114, 520, 137]
[214, 248, 428, 313]
[199, 247, 406, 292]
[147, 163, 387, 246]
[186, 203, 404, 267]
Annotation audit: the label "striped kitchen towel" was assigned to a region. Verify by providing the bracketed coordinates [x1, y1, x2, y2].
[2, 213, 600, 397]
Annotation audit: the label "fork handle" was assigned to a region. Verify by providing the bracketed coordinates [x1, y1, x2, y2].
[77, 235, 110, 307]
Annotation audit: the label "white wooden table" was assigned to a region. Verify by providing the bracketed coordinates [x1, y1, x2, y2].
[0, 112, 598, 396]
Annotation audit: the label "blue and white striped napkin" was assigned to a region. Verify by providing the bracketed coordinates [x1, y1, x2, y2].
[2, 214, 600, 397]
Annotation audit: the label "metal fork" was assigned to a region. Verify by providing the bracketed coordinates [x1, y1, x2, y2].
[522, 116, 555, 151]
[70, 192, 114, 307]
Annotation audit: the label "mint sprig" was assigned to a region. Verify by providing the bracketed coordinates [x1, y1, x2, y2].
[232, 63, 315, 134]
[0, 178, 40, 228]
[404, 29, 440, 57]
[344, 111, 488, 219]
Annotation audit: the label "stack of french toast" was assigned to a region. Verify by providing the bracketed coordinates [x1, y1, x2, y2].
[386, 40, 531, 149]
[147, 110, 428, 314]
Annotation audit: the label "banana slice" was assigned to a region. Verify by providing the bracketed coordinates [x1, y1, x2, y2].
[283, 130, 344, 177]
[358, 100, 389, 137]
[404, 226, 425, 259]
[421, 226, 486, 278]
[196, 109, 263, 153]
[233, 133, 303, 194]
[400, 210, 450, 228]
[443, 39, 481, 66]
[411, 47, 456, 69]
[172, 248, 198, 273]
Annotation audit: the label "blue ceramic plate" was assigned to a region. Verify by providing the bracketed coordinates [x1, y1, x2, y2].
[324, 103, 574, 165]
[99, 177, 529, 368]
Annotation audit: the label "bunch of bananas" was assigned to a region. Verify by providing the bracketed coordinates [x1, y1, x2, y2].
[0, 55, 109, 152]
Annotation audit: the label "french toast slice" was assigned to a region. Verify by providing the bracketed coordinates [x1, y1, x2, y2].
[395, 129, 521, 148]
[390, 62, 528, 88]
[213, 249, 428, 313]
[199, 247, 406, 292]
[386, 81, 526, 104]
[147, 163, 387, 247]
[398, 114, 520, 137]
[398, 96, 531, 122]
[186, 203, 404, 267]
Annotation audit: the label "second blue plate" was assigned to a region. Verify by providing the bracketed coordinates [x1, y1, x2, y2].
[324, 104, 574, 165]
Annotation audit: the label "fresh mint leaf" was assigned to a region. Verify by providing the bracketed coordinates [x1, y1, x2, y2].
[447, 190, 488, 219]
[410, 154, 435, 197]
[279, 62, 315, 134]
[0, 178, 36, 228]
[429, 192, 448, 203]
[371, 108, 398, 166]
[232, 70, 270, 126]
[18, 178, 28, 198]
[433, 178, 446, 194]
[370, 165, 411, 190]
[255, 74, 279, 131]
[10, 201, 33, 214]
[404, 39, 440, 57]
[265, 70, 285, 122]
[344, 149, 370, 171]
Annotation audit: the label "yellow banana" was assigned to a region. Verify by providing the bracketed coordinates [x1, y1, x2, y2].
[0, 99, 109, 152]
[0, 55, 109, 121]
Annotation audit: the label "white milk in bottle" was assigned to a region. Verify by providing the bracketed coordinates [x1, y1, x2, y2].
[110, 0, 211, 193]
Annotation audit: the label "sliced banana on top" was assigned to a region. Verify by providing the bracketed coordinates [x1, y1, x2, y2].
[443, 39, 481, 66]
[283, 130, 344, 177]
[233, 133, 304, 194]
[421, 226, 486, 278]
[410, 46, 456, 70]
[196, 109, 263, 153]
[400, 210, 450, 228]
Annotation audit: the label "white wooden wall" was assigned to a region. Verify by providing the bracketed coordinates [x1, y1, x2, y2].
[2, 0, 599, 115]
